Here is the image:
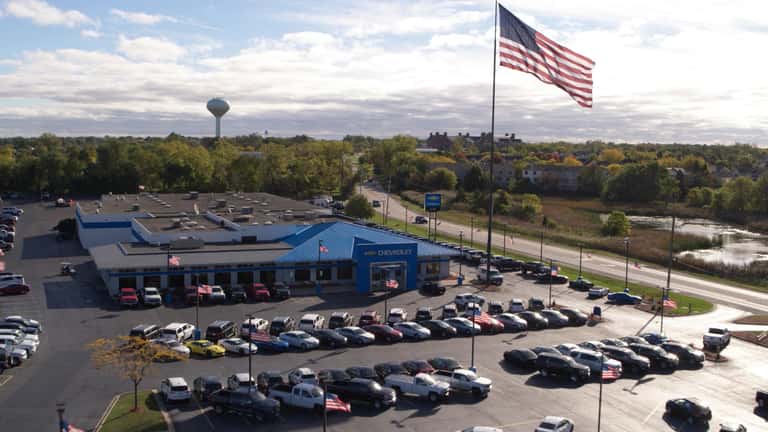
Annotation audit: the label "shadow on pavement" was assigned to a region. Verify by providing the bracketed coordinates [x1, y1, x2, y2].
[497, 360, 536, 376]
[524, 374, 585, 389]
[661, 412, 710, 431]
[21, 234, 88, 260]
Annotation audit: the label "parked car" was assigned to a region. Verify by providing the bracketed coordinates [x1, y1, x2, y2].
[298, 314, 326, 331]
[363, 324, 403, 344]
[279, 330, 320, 350]
[665, 397, 712, 424]
[421, 281, 445, 296]
[186, 339, 226, 358]
[414, 215, 427, 224]
[494, 313, 528, 332]
[570, 349, 622, 379]
[640, 332, 669, 345]
[151, 338, 190, 361]
[269, 316, 295, 336]
[392, 321, 431, 340]
[268, 383, 338, 412]
[535, 416, 575, 432]
[307, 328, 349, 348]
[569, 277, 594, 291]
[257, 371, 285, 393]
[601, 346, 650, 375]
[540, 310, 569, 328]
[508, 298, 526, 313]
[401, 360, 435, 376]
[486, 301, 504, 316]
[555, 343, 581, 357]
[718, 423, 747, 432]
[129, 323, 161, 340]
[414, 307, 433, 322]
[373, 362, 409, 380]
[240, 318, 269, 338]
[249, 332, 289, 352]
[247, 283, 271, 301]
[477, 267, 503, 285]
[139, 287, 162, 306]
[358, 310, 381, 327]
[503, 348, 538, 369]
[346, 366, 378, 381]
[496, 258, 522, 272]
[372, 200, 381, 207]
[0, 284, 30, 296]
[219, 338, 258, 355]
[229, 286, 247, 303]
[428, 357, 463, 371]
[419, 320, 457, 338]
[227, 373, 257, 393]
[0, 240, 13, 252]
[703, 326, 731, 352]
[288, 367, 318, 385]
[118, 288, 139, 308]
[558, 308, 588, 326]
[756, 389, 768, 408]
[193, 376, 223, 401]
[335, 326, 375, 346]
[536, 273, 569, 285]
[661, 342, 705, 366]
[522, 261, 547, 274]
[432, 369, 492, 398]
[607, 292, 642, 305]
[205, 320, 237, 342]
[328, 312, 354, 329]
[383, 373, 450, 402]
[325, 378, 396, 409]
[444, 317, 481, 336]
[269, 282, 291, 300]
[387, 308, 408, 325]
[620, 335, 647, 345]
[160, 377, 192, 403]
[161, 322, 195, 342]
[454, 293, 486, 309]
[184, 286, 203, 305]
[468, 313, 504, 334]
[578, 340, 606, 352]
[535, 353, 591, 383]
[628, 343, 679, 370]
[517, 311, 548, 330]
[528, 297, 546, 311]
[588, 287, 610, 299]
[441, 303, 459, 319]
[601, 338, 629, 348]
[209, 388, 280, 420]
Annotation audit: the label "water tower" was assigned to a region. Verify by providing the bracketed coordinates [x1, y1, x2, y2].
[206, 97, 230, 138]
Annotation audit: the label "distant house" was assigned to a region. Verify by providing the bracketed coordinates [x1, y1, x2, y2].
[477, 159, 518, 187]
[425, 131, 522, 153]
[426, 132, 454, 151]
[522, 164, 582, 191]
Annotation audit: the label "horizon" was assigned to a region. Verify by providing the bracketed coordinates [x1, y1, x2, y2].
[0, 0, 766, 144]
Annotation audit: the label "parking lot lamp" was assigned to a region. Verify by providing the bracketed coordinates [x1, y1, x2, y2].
[458, 231, 464, 279]
[623, 237, 630, 291]
[597, 352, 604, 432]
[245, 313, 254, 393]
[56, 402, 65, 431]
[502, 225, 507, 256]
[470, 217, 474, 247]
[539, 231, 544, 261]
[548, 259, 554, 307]
[578, 243, 583, 278]
[470, 309, 476, 371]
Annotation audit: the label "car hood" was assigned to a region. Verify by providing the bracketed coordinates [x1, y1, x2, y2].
[433, 381, 451, 391]
[604, 359, 622, 369]
[473, 377, 492, 386]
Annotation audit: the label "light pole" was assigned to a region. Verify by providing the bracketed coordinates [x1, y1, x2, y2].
[458, 231, 464, 279]
[578, 243, 583, 278]
[623, 237, 631, 292]
[57, 402, 65, 432]
[405, 206, 408, 233]
[661, 214, 676, 335]
[245, 313, 254, 393]
[548, 259, 554, 307]
[470, 308, 476, 371]
[597, 351, 604, 432]
[322, 379, 328, 432]
[539, 231, 544, 261]
[470, 217, 474, 248]
[502, 225, 507, 256]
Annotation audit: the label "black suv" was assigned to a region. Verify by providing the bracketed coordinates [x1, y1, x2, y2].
[229, 286, 247, 303]
[209, 389, 280, 421]
[205, 320, 236, 342]
[522, 261, 547, 274]
[601, 346, 650, 375]
[629, 343, 679, 370]
[414, 308, 433, 322]
[325, 378, 396, 409]
[256, 371, 284, 393]
[496, 258, 522, 272]
[568, 277, 594, 291]
[558, 308, 588, 326]
[269, 283, 291, 300]
[421, 281, 445, 296]
[660, 342, 704, 367]
[328, 312, 354, 330]
[535, 352, 590, 383]
[193, 376, 223, 401]
[374, 362, 409, 380]
[308, 328, 348, 348]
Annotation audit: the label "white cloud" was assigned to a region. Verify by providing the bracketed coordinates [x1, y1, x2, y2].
[80, 29, 102, 39]
[116, 35, 186, 62]
[3, 0, 94, 27]
[110, 8, 177, 25]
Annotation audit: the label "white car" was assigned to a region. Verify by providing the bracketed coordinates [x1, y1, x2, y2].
[0, 335, 36, 355]
[208, 285, 227, 303]
[392, 321, 431, 340]
[494, 313, 527, 331]
[2, 207, 23, 216]
[151, 337, 190, 359]
[4, 316, 42, 333]
[279, 331, 320, 350]
[160, 377, 192, 402]
[387, 308, 408, 324]
[139, 287, 162, 306]
[240, 318, 269, 338]
[288, 367, 318, 385]
[570, 349, 622, 378]
[508, 298, 525, 313]
[535, 416, 574, 432]
[454, 293, 486, 309]
[219, 338, 258, 355]
[477, 267, 503, 285]
[579, 340, 606, 352]
[0, 341, 27, 364]
[227, 373, 256, 393]
[161, 322, 195, 341]
[298, 314, 325, 331]
[556, 343, 581, 356]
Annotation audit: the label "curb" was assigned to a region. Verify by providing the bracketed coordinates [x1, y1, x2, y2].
[152, 389, 176, 432]
[93, 393, 120, 432]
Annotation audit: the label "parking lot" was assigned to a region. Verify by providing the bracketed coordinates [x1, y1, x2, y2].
[0, 200, 767, 432]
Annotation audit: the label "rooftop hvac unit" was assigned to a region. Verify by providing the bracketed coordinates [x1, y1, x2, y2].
[189, 191, 199, 199]
[217, 199, 227, 208]
[241, 206, 253, 214]
[132, 204, 140, 211]
[233, 215, 252, 223]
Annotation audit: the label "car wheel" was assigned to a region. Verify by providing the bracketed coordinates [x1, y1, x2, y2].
[240, 348, 246, 355]
[373, 399, 382, 410]
[301, 343, 308, 351]
[428, 392, 438, 402]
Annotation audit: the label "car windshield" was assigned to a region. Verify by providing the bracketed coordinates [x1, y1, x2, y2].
[539, 422, 556, 429]
[145, 288, 158, 294]
[297, 333, 311, 339]
[309, 387, 322, 397]
[350, 328, 365, 334]
[417, 375, 436, 385]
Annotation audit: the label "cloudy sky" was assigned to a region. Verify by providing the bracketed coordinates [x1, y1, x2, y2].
[0, 0, 766, 144]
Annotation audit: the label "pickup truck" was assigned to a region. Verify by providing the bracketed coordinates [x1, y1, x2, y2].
[431, 369, 492, 398]
[757, 389, 767, 408]
[267, 383, 325, 411]
[383, 373, 450, 402]
[588, 287, 609, 299]
[703, 326, 731, 352]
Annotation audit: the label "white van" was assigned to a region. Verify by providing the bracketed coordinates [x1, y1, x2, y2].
[298, 314, 325, 331]
[161, 323, 195, 342]
[240, 318, 269, 338]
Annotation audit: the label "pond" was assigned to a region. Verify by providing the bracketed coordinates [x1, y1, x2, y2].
[625, 215, 768, 266]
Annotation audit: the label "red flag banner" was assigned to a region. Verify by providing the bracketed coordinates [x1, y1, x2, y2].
[385, 279, 399, 290]
[168, 255, 181, 267]
[197, 284, 213, 295]
[325, 393, 351, 413]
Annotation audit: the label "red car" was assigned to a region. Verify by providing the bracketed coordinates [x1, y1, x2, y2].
[119, 288, 139, 307]
[363, 324, 403, 343]
[401, 359, 435, 375]
[184, 286, 203, 305]
[0, 283, 30, 295]
[247, 283, 271, 302]
[358, 310, 381, 327]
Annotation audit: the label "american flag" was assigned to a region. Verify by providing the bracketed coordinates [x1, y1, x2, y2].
[249, 331, 273, 342]
[662, 295, 677, 309]
[60, 422, 85, 432]
[0, 249, 4, 256]
[385, 279, 399, 290]
[602, 366, 621, 380]
[197, 284, 213, 295]
[168, 255, 180, 267]
[550, 265, 558, 276]
[325, 393, 351, 413]
[0, 261, 5, 271]
[138, 185, 145, 191]
[319, 244, 329, 253]
[498, 4, 594, 108]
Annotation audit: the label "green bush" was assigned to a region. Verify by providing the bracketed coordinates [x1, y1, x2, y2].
[601, 211, 631, 236]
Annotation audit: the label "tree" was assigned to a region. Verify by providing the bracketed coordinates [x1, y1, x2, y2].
[577, 163, 604, 196]
[425, 168, 458, 191]
[602, 211, 631, 236]
[562, 155, 583, 166]
[754, 173, 768, 215]
[344, 194, 374, 219]
[88, 336, 184, 412]
[598, 148, 624, 164]
[602, 162, 669, 202]
[510, 193, 542, 221]
[723, 176, 755, 213]
[463, 164, 486, 191]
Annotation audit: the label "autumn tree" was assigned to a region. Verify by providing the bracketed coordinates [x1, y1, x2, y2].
[602, 211, 631, 236]
[88, 336, 185, 411]
[598, 148, 625, 164]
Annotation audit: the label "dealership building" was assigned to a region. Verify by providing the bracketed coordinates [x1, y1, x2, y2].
[77, 192, 457, 296]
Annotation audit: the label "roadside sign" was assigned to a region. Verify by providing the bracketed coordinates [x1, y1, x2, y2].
[424, 193, 442, 211]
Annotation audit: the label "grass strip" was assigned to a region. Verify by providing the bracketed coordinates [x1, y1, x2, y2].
[99, 390, 167, 432]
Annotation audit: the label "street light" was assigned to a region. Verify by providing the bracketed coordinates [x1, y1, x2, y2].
[623, 237, 631, 292]
[56, 402, 65, 431]
[548, 258, 554, 307]
[470, 217, 474, 248]
[578, 243, 583, 278]
[539, 231, 544, 261]
[245, 313, 255, 393]
[458, 231, 464, 279]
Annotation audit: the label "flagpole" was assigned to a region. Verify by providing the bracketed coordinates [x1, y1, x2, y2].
[661, 214, 675, 334]
[597, 351, 604, 432]
[485, 0, 499, 286]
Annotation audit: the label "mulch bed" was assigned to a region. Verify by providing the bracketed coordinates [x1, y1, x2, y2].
[733, 314, 768, 325]
[732, 330, 768, 348]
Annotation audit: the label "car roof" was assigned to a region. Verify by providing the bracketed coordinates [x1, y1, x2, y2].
[233, 373, 252, 380]
[294, 367, 314, 374]
[301, 313, 319, 319]
[542, 416, 567, 423]
[167, 377, 187, 386]
[330, 311, 348, 317]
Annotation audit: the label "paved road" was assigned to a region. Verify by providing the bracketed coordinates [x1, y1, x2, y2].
[363, 185, 768, 314]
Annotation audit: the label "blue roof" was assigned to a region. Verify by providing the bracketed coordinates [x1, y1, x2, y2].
[276, 222, 458, 263]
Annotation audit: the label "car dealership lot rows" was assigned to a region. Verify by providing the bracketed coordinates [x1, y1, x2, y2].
[0, 202, 766, 432]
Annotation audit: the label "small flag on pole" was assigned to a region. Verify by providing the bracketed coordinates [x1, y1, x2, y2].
[197, 284, 213, 295]
[550, 265, 558, 276]
[602, 366, 621, 380]
[249, 331, 273, 342]
[319, 244, 329, 253]
[385, 279, 399, 290]
[0, 261, 5, 271]
[498, 4, 595, 107]
[662, 295, 677, 309]
[138, 185, 145, 192]
[0, 249, 4, 257]
[168, 255, 181, 267]
[325, 393, 351, 413]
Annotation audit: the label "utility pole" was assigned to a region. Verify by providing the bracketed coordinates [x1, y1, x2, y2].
[661, 214, 676, 334]
[405, 206, 408, 233]
[539, 231, 544, 261]
[245, 313, 254, 393]
[503, 225, 507, 256]
[548, 258, 554, 307]
[458, 231, 464, 279]
[623, 237, 631, 291]
[597, 351, 604, 432]
[470, 217, 475, 248]
[384, 176, 392, 225]
[470, 308, 476, 371]
[578, 243, 583, 278]
[322, 379, 328, 432]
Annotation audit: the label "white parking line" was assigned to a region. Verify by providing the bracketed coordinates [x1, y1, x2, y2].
[642, 399, 664, 425]
[0, 375, 12, 387]
[494, 418, 540, 428]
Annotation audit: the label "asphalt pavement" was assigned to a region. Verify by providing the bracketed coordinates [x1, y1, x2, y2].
[0, 200, 766, 432]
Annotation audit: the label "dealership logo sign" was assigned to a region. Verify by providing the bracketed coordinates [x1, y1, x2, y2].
[363, 248, 414, 257]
